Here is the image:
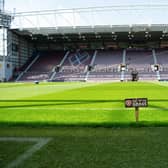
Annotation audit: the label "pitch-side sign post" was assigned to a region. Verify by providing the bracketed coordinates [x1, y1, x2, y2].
[125, 98, 148, 122]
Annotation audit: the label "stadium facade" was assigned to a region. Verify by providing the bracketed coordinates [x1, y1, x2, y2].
[1, 2, 168, 82]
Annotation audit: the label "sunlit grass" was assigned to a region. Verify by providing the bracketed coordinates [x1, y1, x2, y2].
[0, 81, 168, 126]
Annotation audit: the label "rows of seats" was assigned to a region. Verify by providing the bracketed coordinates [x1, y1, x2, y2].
[17, 49, 168, 82]
[88, 50, 122, 81]
[53, 50, 93, 81]
[19, 51, 65, 81]
[126, 50, 153, 70]
[124, 49, 154, 80]
[155, 49, 168, 80]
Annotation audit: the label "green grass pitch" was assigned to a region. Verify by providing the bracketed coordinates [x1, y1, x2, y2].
[0, 81, 168, 126]
[1, 81, 168, 168]
[1, 127, 168, 168]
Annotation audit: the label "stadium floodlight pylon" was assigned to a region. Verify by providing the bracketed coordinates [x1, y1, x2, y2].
[0, 0, 12, 81]
[0, 0, 4, 12]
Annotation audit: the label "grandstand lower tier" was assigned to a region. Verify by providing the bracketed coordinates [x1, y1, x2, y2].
[14, 49, 168, 82]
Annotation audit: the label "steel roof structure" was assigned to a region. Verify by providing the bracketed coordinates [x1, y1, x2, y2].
[9, 4, 168, 45]
[10, 4, 168, 36]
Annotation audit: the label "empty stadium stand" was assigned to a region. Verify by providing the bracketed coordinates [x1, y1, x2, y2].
[17, 51, 65, 81]
[87, 50, 123, 81]
[52, 50, 93, 81]
[155, 49, 168, 80]
[124, 49, 156, 80]
[15, 48, 168, 82]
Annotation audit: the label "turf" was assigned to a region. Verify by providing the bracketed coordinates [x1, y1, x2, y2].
[0, 81, 168, 126]
[1, 82, 168, 167]
[0, 126, 168, 168]
[0, 141, 34, 167]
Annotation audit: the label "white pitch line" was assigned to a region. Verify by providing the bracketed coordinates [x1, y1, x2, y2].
[0, 137, 52, 168]
[2, 107, 168, 111]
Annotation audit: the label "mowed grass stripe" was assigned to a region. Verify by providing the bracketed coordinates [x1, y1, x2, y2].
[1, 107, 168, 110]
[0, 82, 168, 126]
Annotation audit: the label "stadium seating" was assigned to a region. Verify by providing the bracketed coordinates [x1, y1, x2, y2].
[18, 51, 65, 81]
[53, 50, 93, 81]
[124, 49, 155, 80]
[155, 49, 168, 80]
[126, 49, 153, 69]
[17, 49, 168, 82]
[87, 49, 161, 81]
[88, 50, 123, 81]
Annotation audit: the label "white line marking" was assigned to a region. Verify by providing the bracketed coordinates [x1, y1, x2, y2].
[0, 137, 52, 168]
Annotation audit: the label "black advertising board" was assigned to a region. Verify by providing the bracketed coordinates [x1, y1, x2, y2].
[125, 98, 148, 108]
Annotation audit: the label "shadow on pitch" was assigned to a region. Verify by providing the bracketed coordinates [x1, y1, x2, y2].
[0, 99, 167, 109]
[0, 99, 123, 109]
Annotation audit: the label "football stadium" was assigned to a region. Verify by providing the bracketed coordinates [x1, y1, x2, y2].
[1, 0, 168, 167]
